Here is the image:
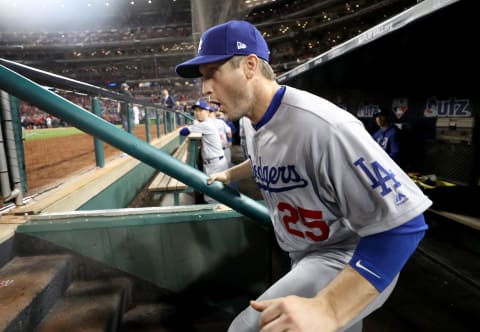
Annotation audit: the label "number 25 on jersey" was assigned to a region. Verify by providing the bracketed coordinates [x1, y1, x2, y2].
[278, 202, 329, 241]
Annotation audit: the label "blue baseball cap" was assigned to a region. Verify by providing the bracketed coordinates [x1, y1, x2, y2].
[209, 103, 219, 112]
[191, 99, 211, 111]
[373, 109, 389, 117]
[176, 20, 270, 78]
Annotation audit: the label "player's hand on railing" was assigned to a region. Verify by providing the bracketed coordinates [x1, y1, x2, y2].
[207, 171, 231, 185]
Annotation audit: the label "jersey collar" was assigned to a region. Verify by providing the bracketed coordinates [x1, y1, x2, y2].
[253, 86, 286, 130]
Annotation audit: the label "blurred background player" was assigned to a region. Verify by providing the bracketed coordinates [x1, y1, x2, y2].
[209, 104, 233, 166]
[179, 99, 228, 204]
[372, 108, 401, 164]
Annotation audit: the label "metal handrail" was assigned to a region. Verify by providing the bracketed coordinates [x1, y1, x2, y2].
[0, 64, 271, 224]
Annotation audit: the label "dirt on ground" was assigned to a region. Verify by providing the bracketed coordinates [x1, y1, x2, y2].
[23, 125, 161, 195]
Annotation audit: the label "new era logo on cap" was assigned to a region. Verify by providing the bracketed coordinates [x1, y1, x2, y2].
[176, 20, 270, 78]
[237, 41, 247, 50]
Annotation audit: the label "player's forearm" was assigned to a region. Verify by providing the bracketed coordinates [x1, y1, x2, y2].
[315, 265, 379, 330]
[226, 159, 252, 182]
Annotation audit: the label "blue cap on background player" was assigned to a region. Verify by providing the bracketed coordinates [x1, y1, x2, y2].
[373, 109, 389, 117]
[191, 99, 212, 111]
[208, 103, 219, 112]
[176, 20, 270, 78]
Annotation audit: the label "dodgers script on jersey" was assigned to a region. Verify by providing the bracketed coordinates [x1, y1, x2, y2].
[241, 86, 432, 254]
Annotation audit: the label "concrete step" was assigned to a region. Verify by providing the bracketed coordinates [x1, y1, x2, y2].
[0, 250, 236, 332]
[120, 303, 185, 332]
[120, 302, 234, 332]
[36, 277, 132, 332]
[0, 254, 71, 332]
[191, 310, 235, 332]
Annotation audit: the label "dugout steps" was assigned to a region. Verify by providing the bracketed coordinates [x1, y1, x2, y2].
[0, 205, 278, 331]
[0, 219, 267, 331]
[0, 253, 220, 332]
[0, 255, 71, 332]
[36, 277, 131, 332]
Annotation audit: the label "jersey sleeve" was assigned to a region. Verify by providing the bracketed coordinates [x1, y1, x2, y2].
[179, 127, 190, 136]
[349, 214, 427, 291]
[317, 121, 431, 236]
[187, 121, 215, 135]
[223, 121, 232, 134]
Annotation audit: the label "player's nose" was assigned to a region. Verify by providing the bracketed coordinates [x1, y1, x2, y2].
[201, 79, 213, 97]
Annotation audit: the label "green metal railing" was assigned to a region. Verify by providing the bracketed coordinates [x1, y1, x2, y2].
[0, 64, 271, 224]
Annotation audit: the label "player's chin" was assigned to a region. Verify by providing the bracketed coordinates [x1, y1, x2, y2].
[223, 110, 232, 121]
[219, 105, 228, 116]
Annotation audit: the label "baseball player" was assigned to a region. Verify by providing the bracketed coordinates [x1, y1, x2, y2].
[372, 109, 401, 163]
[209, 104, 233, 166]
[176, 20, 432, 332]
[179, 99, 228, 204]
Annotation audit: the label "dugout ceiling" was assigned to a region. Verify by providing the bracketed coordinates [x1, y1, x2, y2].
[278, 0, 477, 96]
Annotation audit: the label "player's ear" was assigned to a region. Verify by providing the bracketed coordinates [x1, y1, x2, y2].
[243, 54, 259, 79]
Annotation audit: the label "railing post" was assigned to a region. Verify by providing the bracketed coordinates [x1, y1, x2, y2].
[127, 103, 133, 134]
[181, 111, 194, 124]
[8, 94, 28, 193]
[91, 97, 105, 168]
[156, 110, 161, 138]
[188, 133, 201, 168]
[144, 107, 150, 143]
[163, 111, 168, 133]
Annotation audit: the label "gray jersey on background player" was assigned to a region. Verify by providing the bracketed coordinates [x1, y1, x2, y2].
[187, 119, 225, 164]
[213, 117, 232, 165]
[180, 100, 228, 203]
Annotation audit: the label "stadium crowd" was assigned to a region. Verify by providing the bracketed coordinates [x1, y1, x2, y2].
[1, 0, 419, 83]
[4, 0, 421, 125]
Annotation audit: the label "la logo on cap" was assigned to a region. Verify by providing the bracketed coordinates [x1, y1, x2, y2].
[237, 41, 247, 50]
[198, 39, 203, 52]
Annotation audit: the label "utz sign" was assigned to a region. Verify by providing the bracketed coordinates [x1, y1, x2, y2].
[424, 97, 471, 117]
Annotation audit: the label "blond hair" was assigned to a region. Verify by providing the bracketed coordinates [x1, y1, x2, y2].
[229, 56, 276, 80]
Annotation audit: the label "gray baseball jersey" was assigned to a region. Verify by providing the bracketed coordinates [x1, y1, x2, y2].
[229, 86, 432, 332]
[214, 118, 232, 165]
[228, 87, 432, 332]
[241, 86, 432, 255]
[187, 118, 228, 203]
[187, 118, 225, 161]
